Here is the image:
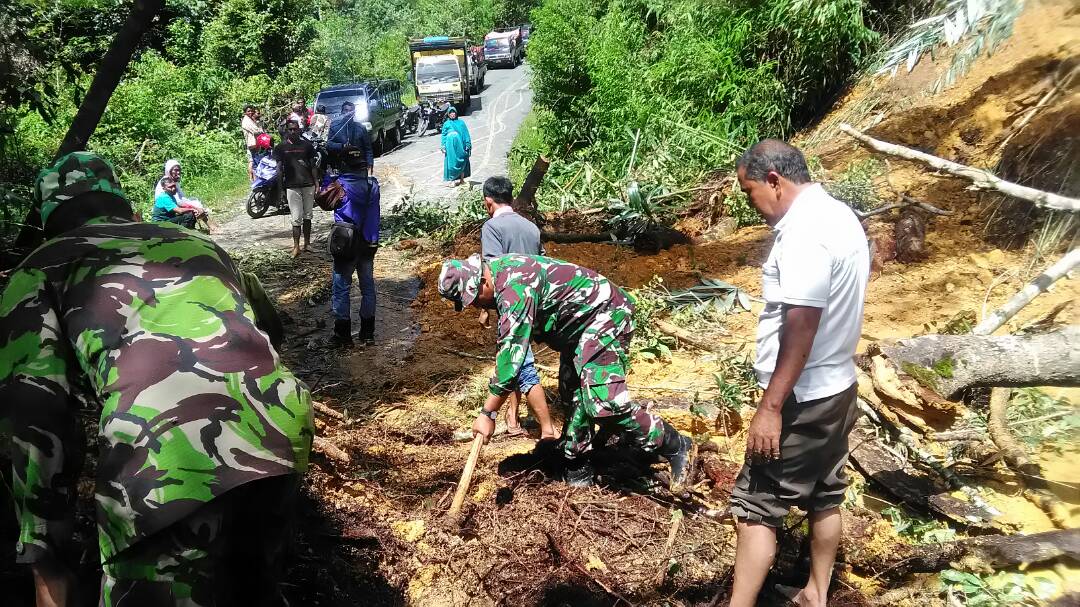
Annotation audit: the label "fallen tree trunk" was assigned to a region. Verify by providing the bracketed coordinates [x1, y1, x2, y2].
[839, 123, 1080, 212]
[880, 326, 1080, 399]
[883, 528, 1080, 579]
[849, 420, 999, 527]
[973, 247, 1080, 335]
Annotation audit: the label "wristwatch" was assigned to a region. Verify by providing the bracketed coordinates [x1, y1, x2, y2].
[478, 409, 498, 421]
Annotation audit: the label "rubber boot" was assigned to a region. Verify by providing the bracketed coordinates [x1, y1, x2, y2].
[658, 421, 693, 492]
[302, 219, 312, 251]
[290, 226, 301, 258]
[563, 457, 595, 488]
[332, 319, 353, 347]
[359, 316, 375, 345]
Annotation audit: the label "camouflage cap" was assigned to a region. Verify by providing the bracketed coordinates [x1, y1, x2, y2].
[36, 151, 127, 226]
[438, 254, 483, 311]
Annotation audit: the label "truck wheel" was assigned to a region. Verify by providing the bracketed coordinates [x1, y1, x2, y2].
[372, 130, 383, 156]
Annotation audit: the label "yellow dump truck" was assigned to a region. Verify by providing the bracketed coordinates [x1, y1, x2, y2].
[408, 36, 471, 110]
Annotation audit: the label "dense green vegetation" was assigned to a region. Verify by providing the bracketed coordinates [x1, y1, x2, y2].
[0, 0, 525, 238]
[511, 0, 919, 215]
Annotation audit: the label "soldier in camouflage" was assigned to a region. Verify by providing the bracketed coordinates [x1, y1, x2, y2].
[0, 152, 313, 606]
[438, 254, 692, 487]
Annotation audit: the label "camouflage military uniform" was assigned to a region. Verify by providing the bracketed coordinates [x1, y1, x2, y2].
[0, 152, 313, 605]
[443, 254, 664, 458]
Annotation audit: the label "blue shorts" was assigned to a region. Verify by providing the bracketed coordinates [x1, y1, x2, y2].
[515, 347, 541, 394]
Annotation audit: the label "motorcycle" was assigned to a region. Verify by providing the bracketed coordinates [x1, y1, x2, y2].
[301, 131, 329, 174]
[402, 104, 421, 135]
[416, 100, 451, 136]
[246, 155, 288, 219]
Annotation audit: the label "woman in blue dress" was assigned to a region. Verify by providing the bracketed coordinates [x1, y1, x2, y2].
[441, 106, 472, 187]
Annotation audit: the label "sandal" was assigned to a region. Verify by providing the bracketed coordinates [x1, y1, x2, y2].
[505, 426, 527, 438]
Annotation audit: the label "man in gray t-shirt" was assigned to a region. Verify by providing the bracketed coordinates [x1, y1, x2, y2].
[479, 176, 558, 440]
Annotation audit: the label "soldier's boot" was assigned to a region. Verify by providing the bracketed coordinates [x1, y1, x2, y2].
[359, 316, 375, 345]
[302, 219, 312, 251]
[564, 457, 595, 488]
[291, 226, 302, 258]
[332, 319, 353, 347]
[658, 421, 693, 491]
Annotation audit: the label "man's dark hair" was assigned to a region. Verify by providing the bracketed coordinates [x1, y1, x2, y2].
[341, 101, 355, 113]
[736, 139, 811, 184]
[483, 176, 513, 205]
[286, 120, 300, 129]
[244, 104, 254, 113]
[161, 176, 176, 186]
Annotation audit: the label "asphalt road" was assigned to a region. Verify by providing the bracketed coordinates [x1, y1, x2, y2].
[376, 63, 534, 209]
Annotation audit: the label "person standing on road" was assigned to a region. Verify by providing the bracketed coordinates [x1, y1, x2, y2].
[479, 176, 559, 440]
[0, 152, 313, 606]
[242, 104, 265, 180]
[326, 100, 379, 346]
[727, 140, 868, 607]
[441, 106, 471, 187]
[438, 254, 693, 489]
[274, 119, 319, 257]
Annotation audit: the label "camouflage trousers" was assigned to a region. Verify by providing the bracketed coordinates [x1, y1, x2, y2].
[99, 475, 298, 607]
[557, 312, 664, 459]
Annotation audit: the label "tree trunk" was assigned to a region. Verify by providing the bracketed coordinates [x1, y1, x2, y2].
[14, 0, 165, 250]
[886, 529, 1080, 578]
[880, 326, 1080, 399]
[513, 155, 550, 220]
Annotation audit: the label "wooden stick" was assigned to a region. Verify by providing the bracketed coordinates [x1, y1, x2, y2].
[448, 434, 485, 520]
[839, 123, 1080, 212]
[972, 247, 1080, 335]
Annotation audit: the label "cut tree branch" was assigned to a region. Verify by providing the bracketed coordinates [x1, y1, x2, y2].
[854, 195, 953, 219]
[972, 248, 1080, 335]
[881, 325, 1080, 399]
[839, 123, 1080, 212]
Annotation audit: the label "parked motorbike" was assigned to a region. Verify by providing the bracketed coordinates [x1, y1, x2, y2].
[417, 100, 451, 136]
[402, 104, 421, 135]
[246, 155, 288, 218]
[301, 131, 328, 173]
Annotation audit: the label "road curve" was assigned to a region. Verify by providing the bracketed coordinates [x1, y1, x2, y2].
[376, 63, 534, 209]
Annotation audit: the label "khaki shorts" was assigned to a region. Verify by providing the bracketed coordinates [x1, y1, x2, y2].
[729, 383, 860, 527]
[286, 185, 315, 227]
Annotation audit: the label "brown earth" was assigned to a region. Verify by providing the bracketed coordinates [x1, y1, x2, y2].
[257, 3, 1080, 605]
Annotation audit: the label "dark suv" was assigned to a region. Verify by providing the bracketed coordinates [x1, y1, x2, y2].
[315, 80, 405, 155]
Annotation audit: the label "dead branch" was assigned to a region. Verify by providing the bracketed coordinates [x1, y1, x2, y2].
[972, 248, 1080, 335]
[996, 64, 1080, 155]
[839, 123, 1080, 212]
[313, 436, 351, 465]
[653, 319, 742, 352]
[987, 388, 1070, 528]
[854, 195, 953, 219]
[313, 401, 345, 421]
[880, 326, 1080, 399]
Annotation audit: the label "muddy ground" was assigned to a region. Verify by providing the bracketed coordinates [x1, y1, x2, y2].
[2, 2, 1078, 606]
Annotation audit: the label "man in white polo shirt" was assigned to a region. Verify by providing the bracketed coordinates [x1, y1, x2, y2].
[728, 140, 868, 607]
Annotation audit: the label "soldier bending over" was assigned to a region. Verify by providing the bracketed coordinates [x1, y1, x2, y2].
[0, 152, 313, 606]
[438, 254, 691, 487]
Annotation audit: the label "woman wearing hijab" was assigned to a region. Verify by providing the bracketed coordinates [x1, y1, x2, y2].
[441, 106, 472, 187]
[154, 159, 208, 218]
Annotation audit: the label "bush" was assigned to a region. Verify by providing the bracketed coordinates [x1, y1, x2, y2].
[522, 0, 882, 223]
